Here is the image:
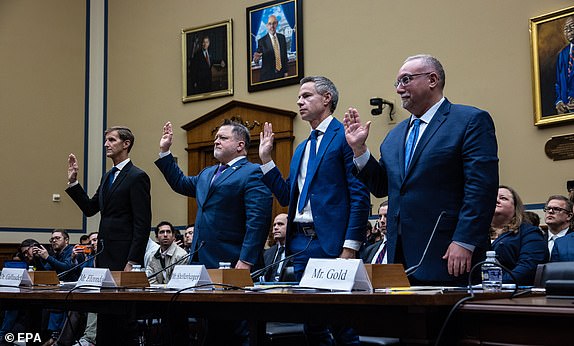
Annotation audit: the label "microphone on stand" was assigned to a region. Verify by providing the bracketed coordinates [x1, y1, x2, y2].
[58, 240, 105, 280]
[146, 241, 205, 280]
[405, 211, 446, 277]
[251, 234, 315, 280]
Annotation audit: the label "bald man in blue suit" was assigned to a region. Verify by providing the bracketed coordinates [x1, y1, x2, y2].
[345, 55, 499, 286]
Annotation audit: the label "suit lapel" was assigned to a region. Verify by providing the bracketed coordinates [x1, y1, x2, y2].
[104, 161, 132, 203]
[404, 100, 451, 178]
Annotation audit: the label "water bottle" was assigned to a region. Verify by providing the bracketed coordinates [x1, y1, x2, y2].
[481, 251, 502, 292]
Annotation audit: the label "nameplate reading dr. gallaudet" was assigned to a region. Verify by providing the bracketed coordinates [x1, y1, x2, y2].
[0, 268, 32, 287]
[299, 258, 372, 292]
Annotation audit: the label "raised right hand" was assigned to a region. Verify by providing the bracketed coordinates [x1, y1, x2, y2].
[68, 153, 79, 184]
[343, 107, 371, 157]
[160, 121, 173, 152]
[259, 122, 274, 164]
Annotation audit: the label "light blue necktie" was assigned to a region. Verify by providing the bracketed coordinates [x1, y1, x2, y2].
[298, 130, 319, 213]
[404, 119, 421, 173]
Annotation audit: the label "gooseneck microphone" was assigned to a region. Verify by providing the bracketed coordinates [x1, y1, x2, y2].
[146, 241, 205, 280]
[57, 240, 105, 279]
[405, 211, 446, 277]
[250, 234, 316, 280]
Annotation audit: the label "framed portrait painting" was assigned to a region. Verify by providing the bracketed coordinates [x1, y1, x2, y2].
[246, 0, 303, 92]
[530, 6, 574, 126]
[182, 20, 233, 103]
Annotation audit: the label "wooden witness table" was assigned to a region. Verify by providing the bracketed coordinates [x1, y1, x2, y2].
[2, 287, 569, 345]
[0, 286, 475, 345]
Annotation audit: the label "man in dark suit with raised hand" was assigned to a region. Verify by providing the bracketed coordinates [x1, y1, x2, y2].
[66, 126, 151, 345]
[155, 120, 272, 271]
[259, 76, 370, 345]
[156, 119, 272, 346]
[344, 54, 499, 286]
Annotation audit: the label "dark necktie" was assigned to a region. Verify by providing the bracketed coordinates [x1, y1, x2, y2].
[273, 246, 285, 279]
[298, 130, 320, 213]
[375, 241, 387, 264]
[404, 119, 421, 173]
[106, 167, 118, 193]
[211, 164, 228, 185]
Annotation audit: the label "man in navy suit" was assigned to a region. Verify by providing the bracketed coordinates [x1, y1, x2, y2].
[253, 15, 289, 82]
[259, 76, 370, 346]
[66, 126, 151, 345]
[263, 213, 294, 282]
[155, 120, 272, 271]
[344, 54, 499, 286]
[192, 36, 213, 94]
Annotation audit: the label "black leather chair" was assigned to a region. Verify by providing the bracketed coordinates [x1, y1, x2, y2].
[534, 261, 574, 287]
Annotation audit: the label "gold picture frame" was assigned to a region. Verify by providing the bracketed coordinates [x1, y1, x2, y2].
[530, 6, 574, 126]
[182, 20, 233, 103]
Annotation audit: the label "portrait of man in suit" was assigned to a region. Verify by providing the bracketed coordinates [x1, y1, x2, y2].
[555, 15, 574, 114]
[253, 14, 289, 82]
[345, 54, 499, 286]
[192, 36, 214, 94]
[66, 126, 152, 345]
[259, 76, 370, 345]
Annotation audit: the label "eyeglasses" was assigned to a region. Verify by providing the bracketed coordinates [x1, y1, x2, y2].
[564, 24, 574, 33]
[543, 206, 571, 214]
[49, 236, 63, 242]
[394, 72, 433, 88]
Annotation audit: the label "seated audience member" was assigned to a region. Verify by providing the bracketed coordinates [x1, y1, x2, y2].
[57, 232, 99, 346]
[146, 221, 188, 284]
[0, 239, 46, 345]
[34, 229, 78, 281]
[144, 236, 160, 269]
[362, 202, 388, 264]
[79, 234, 90, 246]
[182, 224, 194, 253]
[34, 230, 79, 345]
[262, 213, 294, 282]
[544, 195, 573, 255]
[523, 211, 541, 228]
[490, 186, 548, 285]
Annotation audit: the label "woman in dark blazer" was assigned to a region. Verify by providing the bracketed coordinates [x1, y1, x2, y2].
[490, 185, 548, 285]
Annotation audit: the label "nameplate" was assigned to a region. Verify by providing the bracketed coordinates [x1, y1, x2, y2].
[167, 265, 212, 290]
[0, 268, 32, 287]
[299, 258, 372, 292]
[75, 268, 116, 288]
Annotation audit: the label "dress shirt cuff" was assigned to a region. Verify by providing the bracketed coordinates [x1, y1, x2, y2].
[239, 259, 253, 266]
[343, 240, 362, 252]
[453, 241, 475, 252]
[260, 160, 276, 175]
[67, 181, 79, 188]
[159, 150, 171, 158]
[353, 149, 371, 171]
